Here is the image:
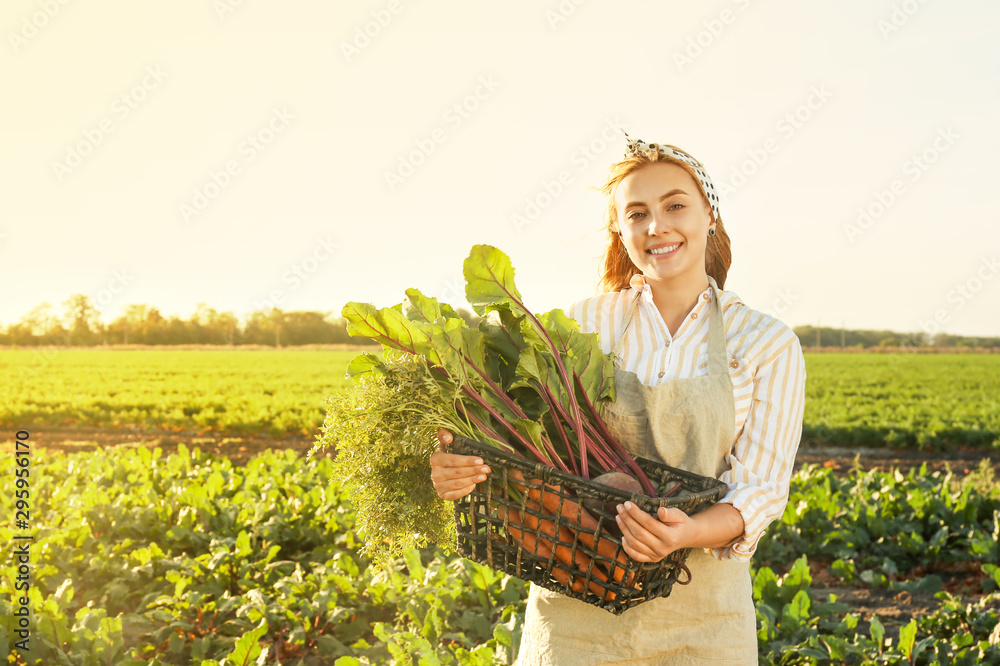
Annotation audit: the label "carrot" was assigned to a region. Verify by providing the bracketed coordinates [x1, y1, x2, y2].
[497, 498, 617, 601]
[495, 505, 585, 594]
[508, 469, 631, 592]
[508, 522, 585, 594]
[519, 502, 616, 600]
[532, 480, 632, 585]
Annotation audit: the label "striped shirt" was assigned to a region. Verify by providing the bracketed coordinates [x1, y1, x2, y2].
[567, 274, 807, 562]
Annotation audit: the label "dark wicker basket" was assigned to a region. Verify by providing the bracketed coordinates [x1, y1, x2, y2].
[448, 435, 729, 615]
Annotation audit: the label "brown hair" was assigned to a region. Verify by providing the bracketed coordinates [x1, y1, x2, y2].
[595, 144, 732, 292]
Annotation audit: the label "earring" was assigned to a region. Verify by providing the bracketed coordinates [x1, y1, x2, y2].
[708, 228, 716, 237]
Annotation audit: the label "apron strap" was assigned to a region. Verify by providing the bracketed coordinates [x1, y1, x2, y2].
[705, 276, 729, 376]
[611, 289, 643, 364]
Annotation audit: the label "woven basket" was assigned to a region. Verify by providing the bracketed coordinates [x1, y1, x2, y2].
[448, 435, 729, 615]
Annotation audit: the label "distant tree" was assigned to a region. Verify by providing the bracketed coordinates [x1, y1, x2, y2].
[21, 302, 59, 337]
[62, 294, 100, 345]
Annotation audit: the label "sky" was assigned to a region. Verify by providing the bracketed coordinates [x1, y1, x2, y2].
[1, 1, 998, 337]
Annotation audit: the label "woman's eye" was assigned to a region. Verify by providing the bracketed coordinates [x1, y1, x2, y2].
[667, 203, 684, 211]
[627, 212, 646, 221]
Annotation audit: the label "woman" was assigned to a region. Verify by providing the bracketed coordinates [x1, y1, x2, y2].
[430, 135, 807, 664]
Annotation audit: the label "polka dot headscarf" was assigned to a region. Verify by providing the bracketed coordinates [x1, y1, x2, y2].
[621, 130, 721, 224]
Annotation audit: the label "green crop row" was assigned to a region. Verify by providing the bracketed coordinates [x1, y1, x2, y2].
[2, 350, 355, 437]
[1, 445, 998, 664]
[801, 354, 1000, 451]
[3, 350, 999, 450]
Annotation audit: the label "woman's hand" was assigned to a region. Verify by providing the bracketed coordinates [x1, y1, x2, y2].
[614, 501, 744, 562]
[429, 429, 491, 501]
[614, 503, 695, 562]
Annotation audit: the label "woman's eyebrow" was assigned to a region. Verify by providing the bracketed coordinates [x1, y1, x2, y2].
[624, 188, 689, 208]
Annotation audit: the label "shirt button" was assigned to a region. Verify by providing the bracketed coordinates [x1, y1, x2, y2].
[691, 313, 698, 320]
[730, 359, 739, 369]
[658, 371, 665, 378]
[665, 341, 670, 348]
[702, 293, 710, 300]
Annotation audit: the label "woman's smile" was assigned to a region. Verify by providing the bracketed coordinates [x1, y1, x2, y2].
[647, 241, 682, 257]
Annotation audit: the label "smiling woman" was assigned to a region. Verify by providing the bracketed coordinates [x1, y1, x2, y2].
[431, 132, 807, 665]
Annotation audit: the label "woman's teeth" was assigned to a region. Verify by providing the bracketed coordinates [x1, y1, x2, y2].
[648, 243, 680, 255]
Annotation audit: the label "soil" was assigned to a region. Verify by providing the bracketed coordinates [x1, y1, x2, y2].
[15, 426, 1000, 632]
[20, 426, 1000, 474]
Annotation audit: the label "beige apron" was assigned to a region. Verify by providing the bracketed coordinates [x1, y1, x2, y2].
[516, 277, 758, 665]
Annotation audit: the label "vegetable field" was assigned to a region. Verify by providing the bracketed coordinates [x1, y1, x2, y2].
[1, 446, 998, 664]
[3, 350, 998, 451]
[2, 348, 999, 664]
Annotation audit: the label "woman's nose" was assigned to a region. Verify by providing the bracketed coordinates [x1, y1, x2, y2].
[647, 211, 672, 234]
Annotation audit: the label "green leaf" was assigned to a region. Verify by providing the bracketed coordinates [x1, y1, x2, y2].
[403, 548, 425, 581]
[479, 305, 527, 362]
[342, 301, 440, 363]
[783, 555, 813, 598]
[753, 566, 781, 608]
[403, 288, 459, 322]
[897, 618, 917, 659]
[235, 530, 252, 558]
[780, 589, 811, 632]
[984, 563, 1000, 590]
[870, 614, 885, 651]
[346, 353, 386, 382]
[427, 317, 481, 380]
[226, 618, 268, 666]
[463, 244, 523, 317]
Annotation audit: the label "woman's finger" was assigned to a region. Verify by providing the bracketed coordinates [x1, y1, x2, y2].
[430, 451, 490, 471]
[440, 483, 477, 501]
[432, 470, 487, 489]
[435, 428, 454, 446]
[430, 461, 490, 484]
[616, 503, 672, 556]
[621, 533, 656, 562]
[619, 502, 666, 532]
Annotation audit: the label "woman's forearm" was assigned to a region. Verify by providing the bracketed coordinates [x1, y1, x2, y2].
[687, 502, 744, 550]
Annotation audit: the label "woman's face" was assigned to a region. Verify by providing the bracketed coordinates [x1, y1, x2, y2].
[614, 162, 715, 288]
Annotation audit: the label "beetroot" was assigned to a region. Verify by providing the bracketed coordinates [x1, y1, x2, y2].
[582, 472, 645, 529]
[591, 472, 643, 495]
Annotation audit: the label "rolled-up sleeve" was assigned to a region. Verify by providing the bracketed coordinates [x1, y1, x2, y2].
[709, 330, 807, 561]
